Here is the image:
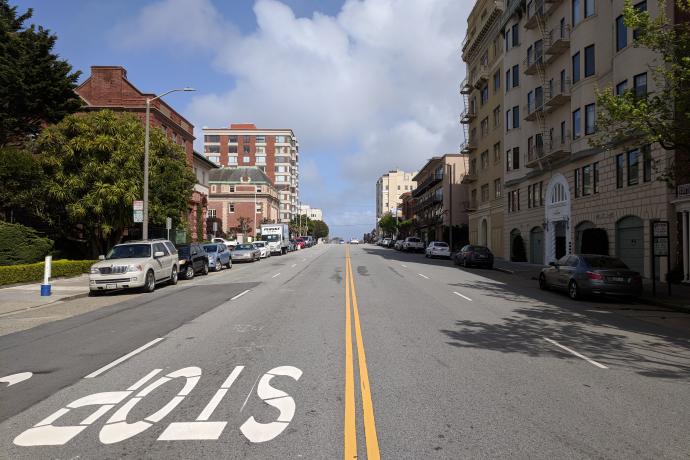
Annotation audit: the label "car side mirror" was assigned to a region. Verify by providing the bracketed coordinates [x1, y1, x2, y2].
[98, 255, 105, 260]
[154, 251, 164, 258]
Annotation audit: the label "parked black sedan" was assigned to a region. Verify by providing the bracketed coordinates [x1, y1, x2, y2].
[175, 243, 209, 279]
[538, 254, 643, 300]
[453, 245, 494, 268]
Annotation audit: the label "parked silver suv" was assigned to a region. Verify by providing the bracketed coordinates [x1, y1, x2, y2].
[89, 239, 178, 295]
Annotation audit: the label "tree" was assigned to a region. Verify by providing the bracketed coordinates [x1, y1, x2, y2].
[290, 214, 312, 236]
[0, 145, 45, 220]
[593, 0, 690, 184]
[311, 220, 329, 239]
[36, 110, 196, 256]
[377, 212, 398, 237]
[237, 216, 253, 236]
[0, 1, 82, 146]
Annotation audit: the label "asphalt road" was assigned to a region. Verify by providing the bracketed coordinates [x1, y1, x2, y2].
[0, 244, 689, 459]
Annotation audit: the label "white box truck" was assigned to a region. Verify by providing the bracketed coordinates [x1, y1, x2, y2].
[261, 223, 290, 255]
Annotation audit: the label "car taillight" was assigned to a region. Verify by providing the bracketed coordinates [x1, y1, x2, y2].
[586, 271, 604, 280]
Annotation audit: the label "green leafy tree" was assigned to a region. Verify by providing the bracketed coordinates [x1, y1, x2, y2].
[237, 216, 253, 236]
[593, 0, 690, 183]
[290, 214, 312, 236]
[36, 110, 196, 256]
[0, 1, 82, 146]
[0, 221, 53, 265]
[377, 212, 398, 237]
[311, 220, 329, 239]
[0, 145, 45, 219]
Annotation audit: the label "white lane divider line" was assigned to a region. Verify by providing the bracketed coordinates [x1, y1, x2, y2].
[401, 264, 408, 268]
[418, 273, 429, 279]
[291, 264, 297, 268]
[453, 291, 473, 302]
[272, 273, 281, 278]
[240, 374, 261, 412]
[231, 289, 251, 301]
[84, 338, 165, 379]
[544, 338, 608, 369]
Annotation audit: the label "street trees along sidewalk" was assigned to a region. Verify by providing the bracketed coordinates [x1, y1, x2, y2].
[36, 110, 196, 257]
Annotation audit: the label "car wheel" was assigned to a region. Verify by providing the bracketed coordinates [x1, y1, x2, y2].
[568, 280, 580, 300]
[169, 266, 178, 285]
[185, 265, 194, 279]
[225, 259, 231, 268]
[463, 258, 469, 268]
[202, 262, 209, 275]
[141, 270, 155, 293]
[215, 259, 222, 271]
[89, 290, 103, 297]
[539, 273, 549, 290]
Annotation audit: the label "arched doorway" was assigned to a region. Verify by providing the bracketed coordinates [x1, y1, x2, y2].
[544, 173, 572, 263]
[616, 216, 644, 274]
[480, 218, 488, 246]
[510, 229, 527, 262]
[530, 227, 544, 265]
[575, 221, 594, 253]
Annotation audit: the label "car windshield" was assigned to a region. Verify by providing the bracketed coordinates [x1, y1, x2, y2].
[176, 246, 190, 257]
[434, 242, 448, 247]
[263, 235, 280, 242]
[254, 242, 265, 247]
[408, 238, 420, 242]
[203, 244, 218, 253]
[473, 246, 489, 254]
[236, 244, 254, 250]
[583, 256, 629, 269]
[106, 244, 151, 259]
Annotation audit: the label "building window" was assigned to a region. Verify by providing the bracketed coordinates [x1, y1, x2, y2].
[572, 108, 582, 139]
[256, 203, 263, 213]
[228, 156, 237, 164]
[229, 145, 238, 153]
[506, 68, 511, 92]
[228, 203, 235, 213]
[506, 149, 512, 171]
[205, 144, 220, 153]
[627, 148, 640, 185]
[585, 0, 595, 17]
[481, 184, 490, 203]
[243, 156, 250, 164]
[481, 150, 489, 169]
[481, 118, 489, 137]
[634, 72, 647, 97]
[583, 164, 592, 195]
[204, 135, 220, 143]
[513, 147, 520, 169]
[574, 168, 581, 197]
[493, 142, 501, 163]
[480, 85, 489, 105]
[243, 145, 251, 154]
[572, 52, 580, 83]
[207, 209, 216, 218]
[512, 106, 520, 129]
[471, 189, 477, 208]
[512, 23, 519, 47]
[585, 103, 596, 135]
[593, 162, 599, 193]
[256, 135, 265, 143]
[256, 155, 266, 165]
[573, 0, 582, 25]
[616, 15, 628, 51]
[528, 185, 533, 208]
[229, 186, 235, 193]
[493, 106, 501, 128]
[243, 135, 251, 143]
[494, 178, 502, 199]
[584, 44, 595, 77]
[512, 64, 519, 87]
[229, 135, 237, 143]
[560, 121, 566, 144]
[616, 80, 628, 96]
[643, 144, 652, 182]
[633, 1, 647, 40]
[616, 153, 625, 188]
[494, 71, 500, 92]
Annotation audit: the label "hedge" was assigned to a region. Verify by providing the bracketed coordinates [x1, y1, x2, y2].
[0, 260, 96, 286]
[0, 221, 54, 266]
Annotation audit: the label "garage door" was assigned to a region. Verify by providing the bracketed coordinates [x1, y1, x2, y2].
[616, 216, 644, 275]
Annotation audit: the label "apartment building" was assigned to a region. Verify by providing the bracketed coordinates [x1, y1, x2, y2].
[461, 0, 506, 258]
[202, 124, 299, 223]
[375, 169, 418, 224]
[497, 0, 676, 279]
[298, 204, 324, 221]
[207, 167, 280, 237]
[411, 154, 470, 246]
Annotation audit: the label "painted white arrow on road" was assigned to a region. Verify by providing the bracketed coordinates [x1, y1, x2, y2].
[0, 372, 33, 387]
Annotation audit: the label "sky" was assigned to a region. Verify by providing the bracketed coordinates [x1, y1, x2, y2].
[15, 0, 469, 239]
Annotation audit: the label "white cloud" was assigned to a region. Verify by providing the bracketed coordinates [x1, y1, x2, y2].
[114, 0, 469, 237]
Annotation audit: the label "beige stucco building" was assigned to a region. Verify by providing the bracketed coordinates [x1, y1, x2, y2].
[461, 0, 506, 258]
[375, 169, 417, 226]
[496, 0, 677, 279]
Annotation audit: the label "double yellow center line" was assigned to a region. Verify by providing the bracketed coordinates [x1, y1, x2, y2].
[344, 246, 380, 460]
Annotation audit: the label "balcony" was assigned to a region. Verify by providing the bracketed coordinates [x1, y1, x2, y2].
[412, 172, 444, 198]
[524, 0, 545, 29]
[545, 79, 571, 110]
[473, 65, 489, 89]
[544, 25, 571, 63]
[412, 193, 443, 213]
[460, 107, 477, 124]
[524, 99, 545, 121]
[460, 78, 473, 95]
[462, 170, 478, 184]
[526, 135, 571, 168]
[460, 139, 477, 153]
[463, 200, 477, 212]
[523, 52, 544, 75]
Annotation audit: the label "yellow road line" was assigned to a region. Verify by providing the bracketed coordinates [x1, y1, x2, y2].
[344, 246, 357, 459]
[345, 247, 381, 460]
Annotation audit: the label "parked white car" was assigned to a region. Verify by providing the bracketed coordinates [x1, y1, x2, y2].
[253, 241, 271, 258]
[89, 239, 178, 295]
[425, 241, 451, 259]
[212, 237, 237, 250]
[402, 237, 424, 252]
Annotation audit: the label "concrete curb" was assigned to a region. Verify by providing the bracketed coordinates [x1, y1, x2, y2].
[493, 267, 514, 274]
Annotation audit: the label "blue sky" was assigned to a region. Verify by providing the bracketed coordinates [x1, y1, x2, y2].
[16, 0, 468, 239]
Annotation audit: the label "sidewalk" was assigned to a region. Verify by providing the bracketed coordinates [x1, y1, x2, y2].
[493, 259, 690, 312]
[0, 275, 90, 316]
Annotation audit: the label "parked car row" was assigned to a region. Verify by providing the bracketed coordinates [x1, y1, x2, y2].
[89, 236, 318, 295]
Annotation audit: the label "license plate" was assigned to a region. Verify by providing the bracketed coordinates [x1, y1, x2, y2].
[476, 255, 486, 259]
[106, 284, 116, 289]
[611, 277, 625, 282]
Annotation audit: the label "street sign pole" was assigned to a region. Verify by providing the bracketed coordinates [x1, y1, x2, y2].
[166, 217, 172, 241]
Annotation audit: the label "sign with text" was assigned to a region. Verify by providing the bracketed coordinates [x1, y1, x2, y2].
[133, 201, 144, 223]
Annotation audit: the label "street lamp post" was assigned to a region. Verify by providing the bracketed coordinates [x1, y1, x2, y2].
[142, 87, 195, 240]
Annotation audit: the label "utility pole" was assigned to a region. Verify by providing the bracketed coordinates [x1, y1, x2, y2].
[448, 163, 454, 251]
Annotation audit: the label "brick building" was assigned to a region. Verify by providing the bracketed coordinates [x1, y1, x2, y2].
[207, 167, 281, 238]
[202, 124, 299, 223]
[76, 66, 208, 241]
